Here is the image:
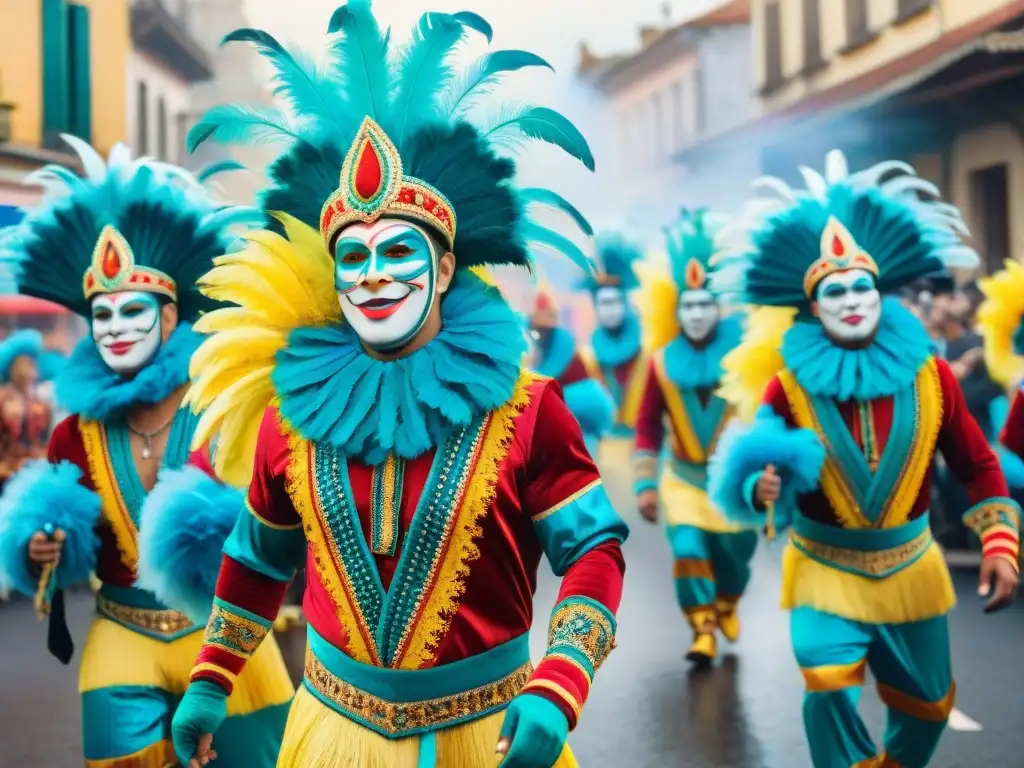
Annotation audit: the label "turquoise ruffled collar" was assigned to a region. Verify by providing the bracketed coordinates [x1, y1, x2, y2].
[782, 298, 933, 401]
[591, 313, 641, 369]
[272, 276, 526, 466]
[534, 325, 577, 380]
[55, 325, 202, 422]
[662, 314, 743, 390]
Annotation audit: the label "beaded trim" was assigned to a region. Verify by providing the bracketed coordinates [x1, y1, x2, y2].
[545, 596, 616, 681]
[97, 594, 193, 638]
[370, 453, 404, 557]
[303, 647, 531, 737]
[204, 602, 271, 658]
[963, 498, 1022, 537]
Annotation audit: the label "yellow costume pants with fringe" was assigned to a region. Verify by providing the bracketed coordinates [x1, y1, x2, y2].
[276, 685, 579, 768]
[79, 617, 294, 767]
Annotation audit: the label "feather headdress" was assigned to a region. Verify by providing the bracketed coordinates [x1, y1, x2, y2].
[187, 0, 595, 275]
[665, 208, 728, 295]
[578, 232, 642, 293]
[0, 135, 262, 321]
[978, 259, 1024, 387]
[711, 149, 977, 313]
[0, 329, 44, 382]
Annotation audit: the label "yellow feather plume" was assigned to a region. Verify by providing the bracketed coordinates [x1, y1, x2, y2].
[977, 259, 1024, 388]
[718, 305, 796, 422]
[635, 254, 679, 352]
[185, 213, 339, 487]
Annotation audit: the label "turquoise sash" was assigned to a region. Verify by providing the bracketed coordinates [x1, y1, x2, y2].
[791, 512, 932, 579]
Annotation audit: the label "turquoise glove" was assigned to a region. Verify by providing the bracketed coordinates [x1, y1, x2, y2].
[497, 694, 570, 768]
[171, 680, 229, 765]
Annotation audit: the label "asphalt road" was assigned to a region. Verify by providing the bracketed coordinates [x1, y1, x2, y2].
[2, 453, 1022, 767]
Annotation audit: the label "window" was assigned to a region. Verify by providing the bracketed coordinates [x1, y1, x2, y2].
[694, 68, 705, 137]
[763, 1, 784, 92]
[897, 0, 932, 21]
[845, 0, 870, 47]
[41, 1, 92, 147]
[671, 80, 683, 150]
[157, 97, 168, 160]
[137, 81, 149, 155]
[67, 3, 91, 142]
[652, 91, 664, 156]
[970, 164, 1010, 274]
[802, 0, 824, 72]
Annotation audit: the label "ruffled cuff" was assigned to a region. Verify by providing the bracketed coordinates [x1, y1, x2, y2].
[707, 406, 825, 528]
[963, 498, 1021, 572]
[136, 465, 244, 624]
[520, 595, 616, 730]
[0, 460, 100, 597]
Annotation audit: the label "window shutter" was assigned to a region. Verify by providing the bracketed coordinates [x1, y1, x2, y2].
[67, 3, 91, 143]
[41, 0, 69, 148]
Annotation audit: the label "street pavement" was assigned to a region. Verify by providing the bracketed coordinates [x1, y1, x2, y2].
[2, 452, 1023, 767]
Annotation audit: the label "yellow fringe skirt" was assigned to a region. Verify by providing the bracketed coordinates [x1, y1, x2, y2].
[277, 685, 580, 768]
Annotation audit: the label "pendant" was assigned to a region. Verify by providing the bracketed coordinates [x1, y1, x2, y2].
[141, 440, 152, 460]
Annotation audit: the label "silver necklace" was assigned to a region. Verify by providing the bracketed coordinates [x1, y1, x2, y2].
[125, 416, 174, 460]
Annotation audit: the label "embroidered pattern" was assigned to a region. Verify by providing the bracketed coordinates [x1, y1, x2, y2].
[204, 602, 270, 658]
[303, 648, 531, 736]
[370, 453, 404, 556]
[791, 530, 932, 578]
[964, 499, 1021, 536]
[546, 596, 617, 680]
[97, 594, 193, 638]
[79, 420, 139, 571]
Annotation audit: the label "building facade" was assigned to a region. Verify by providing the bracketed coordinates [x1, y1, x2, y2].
[720, 0, 1024, 275]
[577, 0, 758, 241]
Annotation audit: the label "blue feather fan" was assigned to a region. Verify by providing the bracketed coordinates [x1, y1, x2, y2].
[188, 0, 596, 273]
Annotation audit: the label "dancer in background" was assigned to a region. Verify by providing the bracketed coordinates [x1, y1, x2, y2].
[0, 329, 53, 489]
[708, 150, 1019, 768]
[530, 285, 615, 456]
[633, 209, 756, 666]
[169, 2, 628, 766]
[0, 136, 292, 768]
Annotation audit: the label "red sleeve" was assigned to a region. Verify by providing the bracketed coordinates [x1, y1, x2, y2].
[246, 407, 302, 528]
[46, 415, 79, 463]
[936, 358, 1009, 504]
[558, 353, 591, 387]
[1000, 388, 1024, 459]
[762, 375, 797, 426]
[634, 358, 665, 454]
[186, 442, 216, 478]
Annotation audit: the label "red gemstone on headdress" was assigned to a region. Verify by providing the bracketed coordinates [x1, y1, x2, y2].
[832, 234, 845, 257]
[101, 242, 121, 279]
[354, 139, 383, 201]
[685, 258, 705, 289]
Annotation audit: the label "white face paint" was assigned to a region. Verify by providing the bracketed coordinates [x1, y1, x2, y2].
[814, 268, 882, 344]
[594, 286, 626, 331]
[334, 218, 439, 351]
[678, 289, 719, 343]
[90, 291, 163, 375]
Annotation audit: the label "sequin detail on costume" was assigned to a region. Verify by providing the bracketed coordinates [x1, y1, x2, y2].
[546, 596, 617, 680]
[204, 601, 271, 658]
[370, 453, 404, 557]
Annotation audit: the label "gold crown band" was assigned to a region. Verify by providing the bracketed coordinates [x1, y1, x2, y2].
[82, 226, 177, 302]
[803, 216, 879, 298]
[319, 117, 457, 252]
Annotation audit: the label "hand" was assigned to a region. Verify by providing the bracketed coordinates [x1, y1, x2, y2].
[978, 556, 1019, 613]
[637, 489, 659, 523]
[28, 529, 64, 565]
[496, 694, 570, 768]
[754, 465, 781, 507]
[171, 680, 228, 767]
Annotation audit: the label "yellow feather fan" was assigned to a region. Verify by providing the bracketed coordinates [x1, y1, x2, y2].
[185, 213, 340, 487]
[634, 253, 679, 352]
[717, 305, 797, 422]
[977, 259, 1024, 388]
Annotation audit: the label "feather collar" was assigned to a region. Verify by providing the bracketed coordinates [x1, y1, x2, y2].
[534, 325, 577, 380]
[591, 312, 641, 369]
[272, 277, 526, 466]
[661, 314, 743, 390]
[55, 325, 202, 422]
[782, 298, 933, 401]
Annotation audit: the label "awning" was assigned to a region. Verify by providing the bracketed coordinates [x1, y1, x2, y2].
[0, 296, 69, 315]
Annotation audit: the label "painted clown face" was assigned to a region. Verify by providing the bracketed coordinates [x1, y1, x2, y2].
[678, 289, 719, 343]
[814, 268, 882, 344]
[90, 291, 163, 375]
[594, 286, 626, 331]
[334, 218, 441, 352]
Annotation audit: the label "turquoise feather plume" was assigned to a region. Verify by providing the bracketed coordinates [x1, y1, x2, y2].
[197, 160, 247, 182]
[191, 0, 596, 275]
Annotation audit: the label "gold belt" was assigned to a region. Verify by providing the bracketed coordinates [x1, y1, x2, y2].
[97, 594, 194, 637]
[303, 648, 533, 737]
[790, 529, 932, 578]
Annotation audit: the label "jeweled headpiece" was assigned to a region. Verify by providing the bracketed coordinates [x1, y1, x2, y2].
[187, 0, 596, 276]
[711, 150, 978, 313]
[0, 135, 262, 320]
[664, 209, 726, 296]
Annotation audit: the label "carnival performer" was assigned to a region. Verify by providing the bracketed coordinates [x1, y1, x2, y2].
[706, 150, 1020, 768]
[633, 209, 756, 667]
[578, 233, 647, 438]
[0, 136, 293, 768]
[530, 285, 615, 457]
[0, 329, 53, 488]
[169, 3, 628, 767]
